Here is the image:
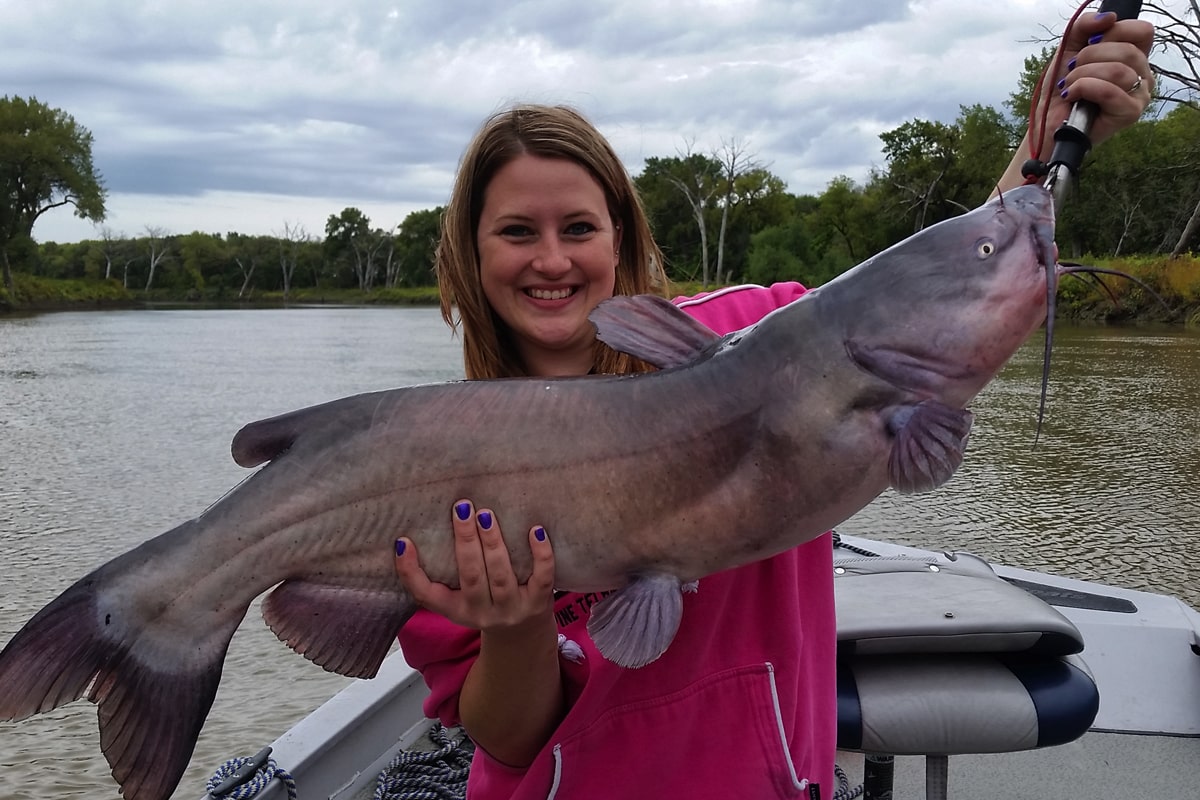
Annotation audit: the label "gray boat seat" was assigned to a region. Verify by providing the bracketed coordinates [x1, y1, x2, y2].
[833, 551, 1099, 797]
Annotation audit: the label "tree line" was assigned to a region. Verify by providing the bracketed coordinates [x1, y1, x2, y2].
[3, 19, 1199, 302]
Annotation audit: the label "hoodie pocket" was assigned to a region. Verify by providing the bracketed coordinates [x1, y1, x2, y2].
[546, 662, 810, 799]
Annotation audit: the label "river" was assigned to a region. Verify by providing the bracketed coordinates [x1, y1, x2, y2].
[0, 307, 1197, 799]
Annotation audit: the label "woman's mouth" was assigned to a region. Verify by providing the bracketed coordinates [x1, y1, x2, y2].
[526, 287, 576, 301]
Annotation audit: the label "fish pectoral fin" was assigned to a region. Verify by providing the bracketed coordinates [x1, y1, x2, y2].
[589, 295, 721, 369]
[262, 579, 416, 678]
[585, 573, 685, 668]
[886, 400, 974, 494]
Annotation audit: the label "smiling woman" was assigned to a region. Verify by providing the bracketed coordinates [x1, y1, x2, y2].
[476, 154, 621, 376]
[434, 105, 669, 380]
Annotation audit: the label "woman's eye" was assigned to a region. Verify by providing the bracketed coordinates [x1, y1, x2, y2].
[501, 225, 534, 238]
[564, 221, 596, 236]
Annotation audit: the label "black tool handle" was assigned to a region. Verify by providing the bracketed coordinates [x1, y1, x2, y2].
[1098, 0, 1142, 20]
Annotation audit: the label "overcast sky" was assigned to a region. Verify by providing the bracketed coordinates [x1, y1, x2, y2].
[2, 0, 1154, 243]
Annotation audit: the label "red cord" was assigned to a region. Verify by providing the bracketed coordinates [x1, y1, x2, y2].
[1023, 0, 1098, 184]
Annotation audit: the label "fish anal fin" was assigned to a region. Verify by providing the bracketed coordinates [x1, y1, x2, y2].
[262, 579, 415, 679]
[887, 400, 974, 494]
[586, 572, 685, 668]
[589, 295, 721, 369]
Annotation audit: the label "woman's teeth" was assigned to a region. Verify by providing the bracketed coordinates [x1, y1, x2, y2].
[528, 287, 574, 300]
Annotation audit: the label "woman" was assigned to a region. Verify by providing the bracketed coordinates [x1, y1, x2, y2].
[394, 12, 1154, 798]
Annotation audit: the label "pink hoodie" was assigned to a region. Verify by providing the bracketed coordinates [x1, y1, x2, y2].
[399, 283, 836, 799]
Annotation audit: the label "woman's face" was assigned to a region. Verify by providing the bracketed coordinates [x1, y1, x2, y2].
[476, 153, 620, 377]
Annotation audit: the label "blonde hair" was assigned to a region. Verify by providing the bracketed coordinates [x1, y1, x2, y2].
[437, 104, 668, 379]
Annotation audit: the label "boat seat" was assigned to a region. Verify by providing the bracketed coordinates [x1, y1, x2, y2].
[833, 551, 1099, 798]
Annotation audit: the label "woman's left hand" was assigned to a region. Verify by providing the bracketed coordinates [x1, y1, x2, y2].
[1039, 12, 1155, 151]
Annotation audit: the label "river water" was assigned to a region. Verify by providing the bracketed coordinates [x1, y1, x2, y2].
[0, 307, 1197, 799]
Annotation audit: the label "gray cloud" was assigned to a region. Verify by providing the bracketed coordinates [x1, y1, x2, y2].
[2, 0, 1107, 241]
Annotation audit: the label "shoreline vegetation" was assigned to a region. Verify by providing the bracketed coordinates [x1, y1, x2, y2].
[2, 259, 1198, 326]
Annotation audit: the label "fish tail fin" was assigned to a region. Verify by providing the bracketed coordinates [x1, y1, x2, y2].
[0, 577, 237, 800]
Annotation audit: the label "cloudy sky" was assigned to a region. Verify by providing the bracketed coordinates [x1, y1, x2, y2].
[2, 0, 1151, 243]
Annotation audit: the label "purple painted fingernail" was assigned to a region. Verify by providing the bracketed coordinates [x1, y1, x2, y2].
[1088, 33, 1103, 46]
[478, 510, 493, 530]
[455, 501, 471, 521]
[1067, 57, 1077, 71]
[1056, 78, 1066, 90]
[395, 539, 406, 557]
[1060, 89, 1070, 99]
[535, 526, 547, 542]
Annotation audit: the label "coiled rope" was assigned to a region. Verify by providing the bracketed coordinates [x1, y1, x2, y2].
[374, 723, 475, 800]
[206, 747, 297, 800]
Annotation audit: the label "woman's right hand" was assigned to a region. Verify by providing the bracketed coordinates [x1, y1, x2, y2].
[394, 499, 556, 630]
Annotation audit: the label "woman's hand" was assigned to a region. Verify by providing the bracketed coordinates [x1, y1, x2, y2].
[394, 499, 556, 630]
[995, 12, 1154, 196]
[1038, 12, 1155, 152]
[395, 500, 563, 766]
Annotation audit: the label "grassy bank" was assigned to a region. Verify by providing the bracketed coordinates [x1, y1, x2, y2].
[0, 277, 443, 312]
[1056, 254, 1200, 326]
[0, 274, 135, 312]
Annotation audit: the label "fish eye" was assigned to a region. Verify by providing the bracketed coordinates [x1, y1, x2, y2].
[977, 239, 996, 258]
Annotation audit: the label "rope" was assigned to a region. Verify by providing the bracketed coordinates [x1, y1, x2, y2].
[831, 763, 864, 800]
[375, 723, 475, 800]
[831, 530, 882, 559]
[205, 749, 297, 800]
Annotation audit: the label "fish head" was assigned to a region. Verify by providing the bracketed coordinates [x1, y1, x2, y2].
[839, 183, 1056, 407]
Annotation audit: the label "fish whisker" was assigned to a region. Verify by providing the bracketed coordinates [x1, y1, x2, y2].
[1058, 262, 1174, 314]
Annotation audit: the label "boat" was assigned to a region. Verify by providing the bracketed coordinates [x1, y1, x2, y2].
[195, 530, 1200, 800]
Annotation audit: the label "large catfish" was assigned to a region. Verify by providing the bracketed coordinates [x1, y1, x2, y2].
[0, 185, 1057, 800]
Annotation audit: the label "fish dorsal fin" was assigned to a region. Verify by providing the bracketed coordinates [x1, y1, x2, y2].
[589, 295, 721, 369]
[231, 392, 385, 468]
[231, 412, 304, 467]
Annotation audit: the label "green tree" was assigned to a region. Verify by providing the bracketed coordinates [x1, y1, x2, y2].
[1005, 46, 1056, 133]
[0, 96, 106, 292]
[745, 219, 813, 286]
[955, 103, 1021, 204]
[391, 208, 442, 287]
[227, 233, 274, 298]
[326, 207, 386, 290]
[178, 231, 229, 293]
[635, 153, 722, 284]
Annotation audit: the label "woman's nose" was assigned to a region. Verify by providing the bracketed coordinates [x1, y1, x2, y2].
[531, 239, 570, 276]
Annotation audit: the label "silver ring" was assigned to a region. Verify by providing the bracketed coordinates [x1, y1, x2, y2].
[1128, 75, 1144, 94]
